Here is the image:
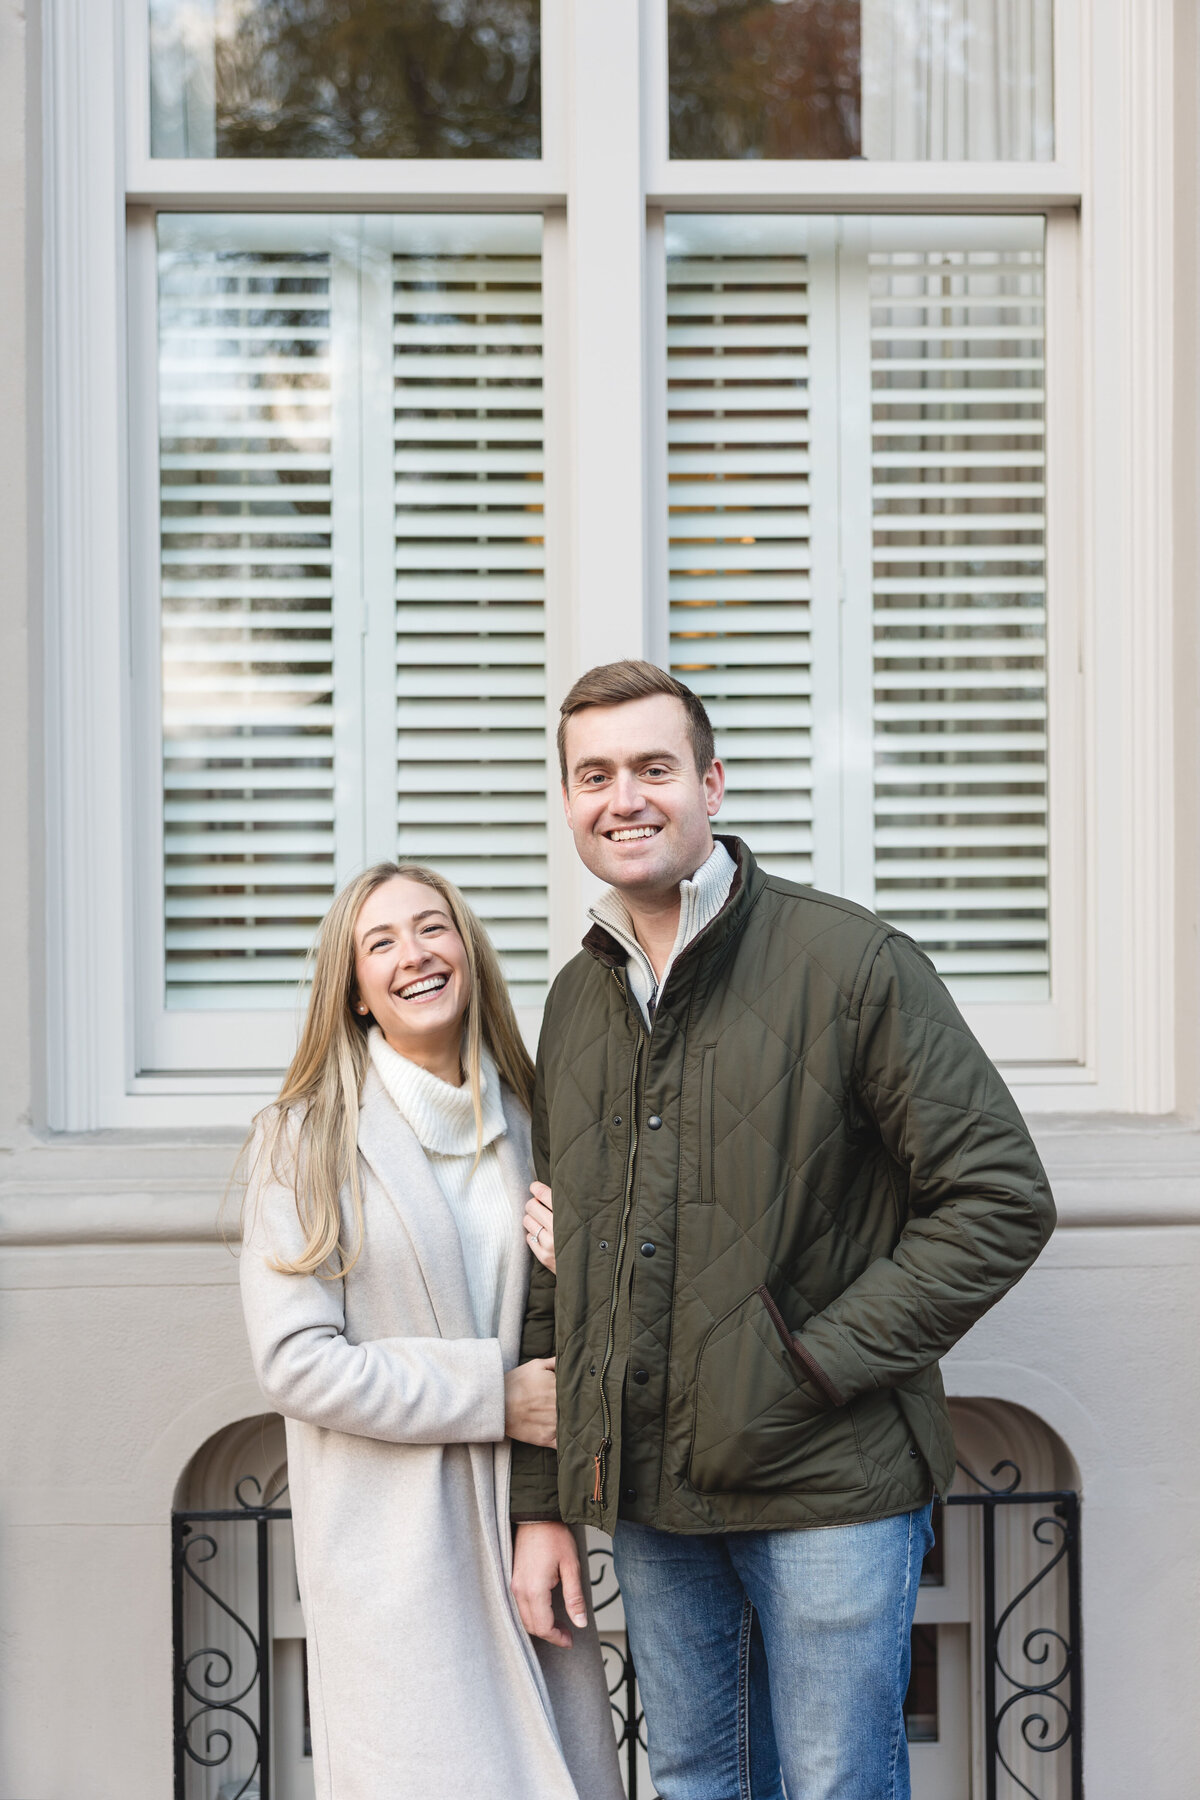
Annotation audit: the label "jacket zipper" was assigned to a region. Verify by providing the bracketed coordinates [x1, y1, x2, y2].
[592, 983, 647, 1509]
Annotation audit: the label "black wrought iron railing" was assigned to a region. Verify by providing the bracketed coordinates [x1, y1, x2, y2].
[172, 1461, 1081, 1800]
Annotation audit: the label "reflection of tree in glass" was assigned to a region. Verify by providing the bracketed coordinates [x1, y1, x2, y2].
[668, 0, 860, 160]
[213, 0, 540, 159]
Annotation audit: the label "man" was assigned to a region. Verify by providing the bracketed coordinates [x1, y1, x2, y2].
[511, 660, 1054, 1800]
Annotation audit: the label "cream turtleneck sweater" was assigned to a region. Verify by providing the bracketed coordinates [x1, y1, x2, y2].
[588, 838, 737, 1025]
[367, 1028, 512, 1339]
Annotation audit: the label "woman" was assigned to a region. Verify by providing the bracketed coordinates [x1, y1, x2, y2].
[239, 862, 624, 1800]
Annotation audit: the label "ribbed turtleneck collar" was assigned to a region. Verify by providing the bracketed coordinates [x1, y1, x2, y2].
[367, 1029, 506, 1158]
[587, 839, 737, 1022]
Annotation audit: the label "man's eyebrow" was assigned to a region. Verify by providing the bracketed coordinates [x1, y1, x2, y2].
[570, 748, 681, 778]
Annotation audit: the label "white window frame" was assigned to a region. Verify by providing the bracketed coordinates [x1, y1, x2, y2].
[41, 0, 1178, 1125]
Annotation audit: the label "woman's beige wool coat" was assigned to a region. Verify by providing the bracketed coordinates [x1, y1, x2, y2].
[240, 1065, 624, 1800]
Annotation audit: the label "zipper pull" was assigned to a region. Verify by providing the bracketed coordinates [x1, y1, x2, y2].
[592, 1437, 611, 1504]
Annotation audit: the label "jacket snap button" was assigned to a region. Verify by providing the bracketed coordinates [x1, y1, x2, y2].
[599, 1239, 609, 1251]
[623, 1487, 638, 1503]
[633, 1368, 649, 1385]
[647, 1114, 662, 1129]
[640, 1241, 656, 1258]
[909, 1446, 920, 1458]
[613, 1114, 622, 1126]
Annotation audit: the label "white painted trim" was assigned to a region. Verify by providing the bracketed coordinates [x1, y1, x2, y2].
[564, 0, 648, 671]
[42, 0, 133, 1130]
[1080, 0, 1178, 1113]
[647, 163, 1082, 210]
[1115, 0, 1177, 1111]
[124, 162, 568, 208]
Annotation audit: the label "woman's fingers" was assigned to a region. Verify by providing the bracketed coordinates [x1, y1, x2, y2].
[524, 1191, 556, 1274]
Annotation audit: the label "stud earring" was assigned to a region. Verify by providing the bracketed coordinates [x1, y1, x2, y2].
[356, 1002, 369, 1015]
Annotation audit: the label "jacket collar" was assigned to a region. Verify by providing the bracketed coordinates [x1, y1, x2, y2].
[581, 834, 762, 976]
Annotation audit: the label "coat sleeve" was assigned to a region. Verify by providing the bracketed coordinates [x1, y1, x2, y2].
[509, 1021, 563, 1520]
[790, 931, 1056, 1410]
[239, 1132, 506, 1445]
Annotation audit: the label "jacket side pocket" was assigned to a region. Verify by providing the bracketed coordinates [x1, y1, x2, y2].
[699, 1045, 716, 1206]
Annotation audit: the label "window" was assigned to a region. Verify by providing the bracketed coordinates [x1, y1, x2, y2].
[149, 0, 542, 159]
[134, 212, 549, 1072]
[55, 0, 1180, 1126]
[666, 0, 1055, 162]
[664, 213, 1078, 1058]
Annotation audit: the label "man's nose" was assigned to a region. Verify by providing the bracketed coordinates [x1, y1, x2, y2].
[609, 771, 646, 814]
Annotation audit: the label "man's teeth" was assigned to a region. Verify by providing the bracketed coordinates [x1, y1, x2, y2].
[397, 975, 449, 1000]
[608, 827, 660, 842]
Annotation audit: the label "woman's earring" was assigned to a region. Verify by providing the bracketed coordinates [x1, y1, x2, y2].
[355, 1002, 369, 1015]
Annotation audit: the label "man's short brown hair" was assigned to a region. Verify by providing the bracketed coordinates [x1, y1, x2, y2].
[557, 659, 716, 783]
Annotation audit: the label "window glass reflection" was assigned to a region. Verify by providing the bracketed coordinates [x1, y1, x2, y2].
[150, 0, 541, 159]
[667, 0, 1054, 162]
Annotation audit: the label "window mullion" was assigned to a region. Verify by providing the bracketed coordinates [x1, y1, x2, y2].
[358, 221, 403, 868]
[804, 218, 844, 896]
[833, 219, 878, 911]
[329, 230, 370, 883]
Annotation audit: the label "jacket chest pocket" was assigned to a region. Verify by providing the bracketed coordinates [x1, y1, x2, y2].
[678, 1045, 717, 1206]
[699, 1045, 716, 1206]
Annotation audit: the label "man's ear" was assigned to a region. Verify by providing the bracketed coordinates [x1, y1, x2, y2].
[704, 758, 726, 817]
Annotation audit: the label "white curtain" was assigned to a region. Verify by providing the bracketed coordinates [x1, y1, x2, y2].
[860, 0, 1055, 161]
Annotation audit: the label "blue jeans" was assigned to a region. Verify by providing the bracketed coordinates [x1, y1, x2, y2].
[612, 1505, 934, 1800]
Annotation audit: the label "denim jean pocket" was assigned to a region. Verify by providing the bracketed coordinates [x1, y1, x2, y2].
[688, 1289, 868, 1495]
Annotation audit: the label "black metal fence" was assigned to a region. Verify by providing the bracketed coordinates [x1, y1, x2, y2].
[172, 1462, 1081, 1800]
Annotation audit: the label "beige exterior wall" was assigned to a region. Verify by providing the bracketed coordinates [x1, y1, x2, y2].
[2, 2, 1199, 1796]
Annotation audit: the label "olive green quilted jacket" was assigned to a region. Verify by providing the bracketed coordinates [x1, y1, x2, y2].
[511, 838, 1055, 1536]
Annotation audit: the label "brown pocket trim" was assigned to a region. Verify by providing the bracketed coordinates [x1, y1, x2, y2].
[756, 1286, 846, 1407]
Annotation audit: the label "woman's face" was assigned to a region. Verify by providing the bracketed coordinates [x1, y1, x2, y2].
[352, 876, 471, 1072]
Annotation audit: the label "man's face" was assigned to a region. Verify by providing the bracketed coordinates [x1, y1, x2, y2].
[561, 694, 725, 897]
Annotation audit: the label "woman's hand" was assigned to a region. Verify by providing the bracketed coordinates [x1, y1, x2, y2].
[524, 1182, 556, 1275]
[504, 1355, 557, 1447]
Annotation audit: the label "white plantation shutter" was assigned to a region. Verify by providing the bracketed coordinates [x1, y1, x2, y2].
[663, 214, 1065, 1032]
[388, 224, 548, 1010]
[157, 225, 338, 1014]
[868, 224, 1049, 1001]
[665, 219, 815, 884]
[141, 215, 547, 1074]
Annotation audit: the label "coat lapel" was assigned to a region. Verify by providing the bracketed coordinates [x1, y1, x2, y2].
[493, 1087, 535, 1370]
[355, 1065, 476, 1342]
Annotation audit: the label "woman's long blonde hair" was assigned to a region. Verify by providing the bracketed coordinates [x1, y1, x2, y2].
[242, 862, 535, 1278]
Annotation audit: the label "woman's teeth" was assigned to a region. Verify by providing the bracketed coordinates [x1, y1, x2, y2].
[396, 974, 449, 1001]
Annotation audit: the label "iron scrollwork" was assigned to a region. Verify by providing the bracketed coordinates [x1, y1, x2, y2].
[947, 1460, 1083, 1800]
[174, 1463, 1082, 1800]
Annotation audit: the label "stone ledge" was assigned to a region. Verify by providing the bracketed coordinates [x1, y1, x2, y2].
[3, 1115, 1200, 1242]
